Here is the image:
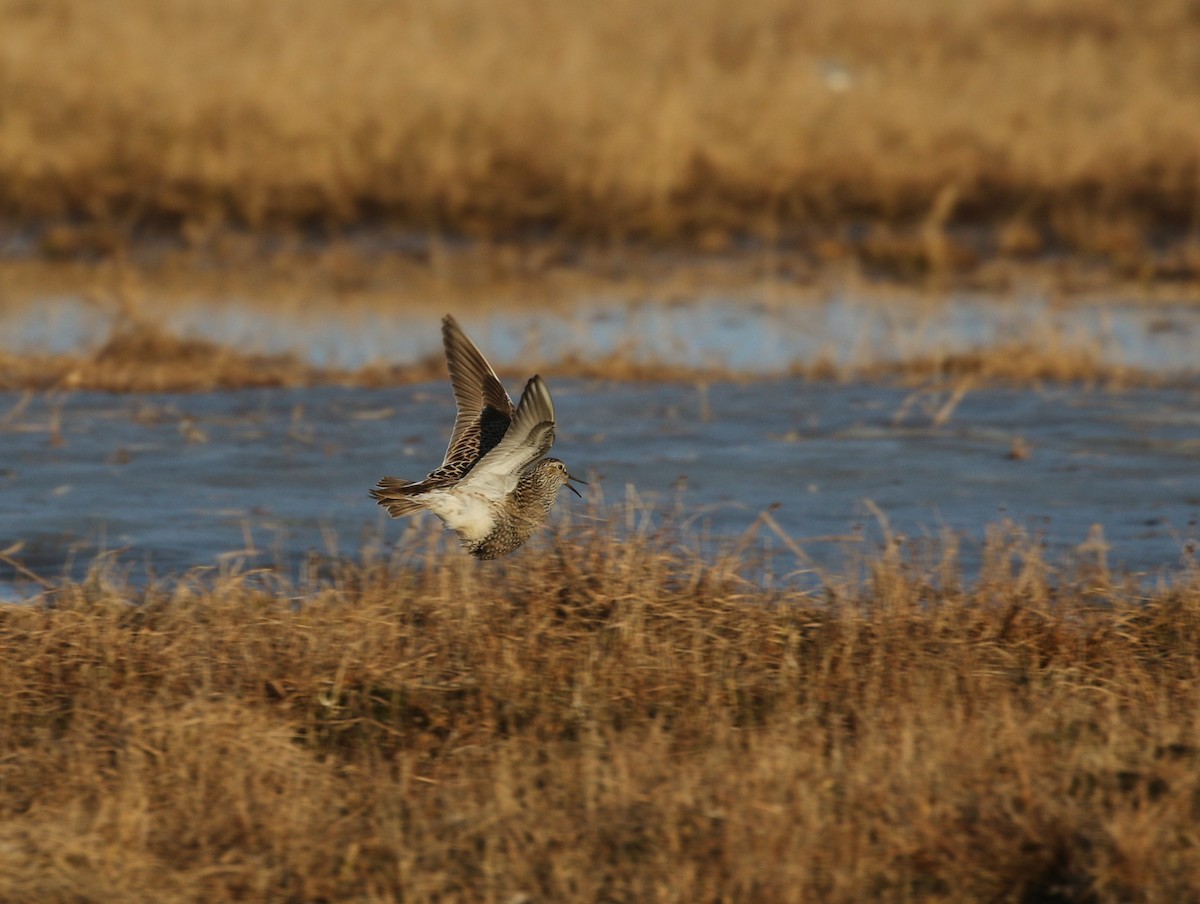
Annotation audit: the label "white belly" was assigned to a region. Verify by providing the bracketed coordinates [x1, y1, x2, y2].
[421, 490, 498, 541]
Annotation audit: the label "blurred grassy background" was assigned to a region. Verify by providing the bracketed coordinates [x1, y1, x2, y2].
[3, 0, 1200, 251]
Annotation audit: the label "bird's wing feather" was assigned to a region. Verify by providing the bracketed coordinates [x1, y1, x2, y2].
[438, 315, 514, 475]
[457, 375, 556, 499]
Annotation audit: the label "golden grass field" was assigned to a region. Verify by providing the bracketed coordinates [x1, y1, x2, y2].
[3, 0, 1200, 270]
[3, 7, 1200, 896]
[2, 514, 1198, 902]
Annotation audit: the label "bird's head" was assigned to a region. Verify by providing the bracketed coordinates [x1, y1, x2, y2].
[542, 458, 586, 497]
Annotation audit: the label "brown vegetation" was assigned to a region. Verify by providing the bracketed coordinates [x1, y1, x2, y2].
[0, 319, 452, 393]
[860, 341, 1149, 390]
[0, 326, 1168, 393]
[3, 0, 1200, 267]
[0, 310, 1184, 393]
[1, 516, 1198, 902]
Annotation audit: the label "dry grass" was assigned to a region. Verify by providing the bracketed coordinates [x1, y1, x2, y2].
[859, 341, 1150, 390]
[3, 0, 1200, 260]
[0, 321, 333, 392]
[8, 230, 1200, 311]
[0, 319, 454, 392]
[0, 310, 1186, 392]
[0, 323, 1170, 393]
[1, 514, 1199, 903]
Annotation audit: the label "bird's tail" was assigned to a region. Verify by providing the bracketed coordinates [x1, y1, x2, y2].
[370, 477, 432, 518]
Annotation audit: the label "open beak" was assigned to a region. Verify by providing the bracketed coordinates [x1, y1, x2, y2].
[566, 473, 587, 498]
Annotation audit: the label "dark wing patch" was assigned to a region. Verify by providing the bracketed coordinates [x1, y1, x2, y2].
[476, 405, 512, 458]
[457, 376, 557, 492]
[435, 315, 515, 481]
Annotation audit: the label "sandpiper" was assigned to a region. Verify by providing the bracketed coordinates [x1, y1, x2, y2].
[371, 315, 583, 559]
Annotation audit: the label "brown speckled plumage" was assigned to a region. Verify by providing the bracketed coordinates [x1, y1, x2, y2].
[370, 315, 581, 559]
[465, 458, 574, 559]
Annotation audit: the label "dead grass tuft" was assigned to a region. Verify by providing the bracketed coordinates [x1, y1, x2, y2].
[0, 318, 451, 392]
[1, 514, 1199, 902]
[0, 320, 319, 392]
[861, 341, 1145, 389]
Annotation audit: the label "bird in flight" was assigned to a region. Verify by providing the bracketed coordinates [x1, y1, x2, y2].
[371, 315, 583, 559]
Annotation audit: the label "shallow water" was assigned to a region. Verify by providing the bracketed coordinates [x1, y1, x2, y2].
[2, 378, 1198, 592]
[4, 293, 1200, 374]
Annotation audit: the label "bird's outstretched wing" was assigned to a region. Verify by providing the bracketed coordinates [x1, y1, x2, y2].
[457, 375, 556, 499]
[430, 315, 515, 481]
